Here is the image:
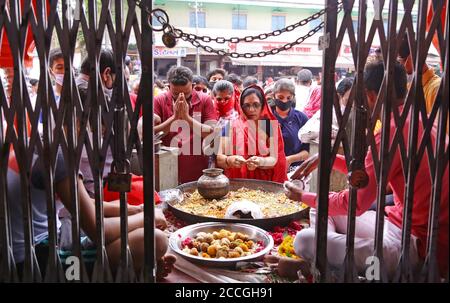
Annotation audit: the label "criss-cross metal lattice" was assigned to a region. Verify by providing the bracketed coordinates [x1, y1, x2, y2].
[0, 0, 448, 284]
[138, 1, 343, 59]
[0, 0, 156, 283]
[315, 0, 448, 283]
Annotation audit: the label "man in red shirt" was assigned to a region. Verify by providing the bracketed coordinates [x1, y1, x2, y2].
[154, 66, 217, 184]
[285, 60, 448, 280]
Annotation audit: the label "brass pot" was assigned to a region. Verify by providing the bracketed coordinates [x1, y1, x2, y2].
[197, 168, 230, 200]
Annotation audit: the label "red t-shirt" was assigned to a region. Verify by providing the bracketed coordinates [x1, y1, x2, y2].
[302, 107, 449, 277]
[154, 90, 217, 184]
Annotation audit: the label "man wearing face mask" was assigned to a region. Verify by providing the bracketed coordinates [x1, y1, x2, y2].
[271, 79, 309, 171]
[38, 48, 65, 136]
[77, 49, 116, 197]
[206, 68, 227, 97]
[154, 66, 217, 184]
[76, 49, 116, 106]
[49, 48, 65, 99]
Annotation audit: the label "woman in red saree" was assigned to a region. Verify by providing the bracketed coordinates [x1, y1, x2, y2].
[216, 85, 288, 183]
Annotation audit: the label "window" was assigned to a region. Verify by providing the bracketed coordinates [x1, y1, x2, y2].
[272, 15, 286, 31]
[232, 13, 247, 30]
[189, 11, 206, 28]
[352, 19, 359, 32]
[309, 18, 322, 31]
[383, 21, 388, 33]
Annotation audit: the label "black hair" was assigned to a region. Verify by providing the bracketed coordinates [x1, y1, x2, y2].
[243, 76, 258, 88]
[225, 73, 243, 86]
[240, 87, 265, 107]
[79, 49, 116, 75]
[212, 80, 234, 96]
[155, 79, 165, 89]
[29, 78, 39, 86]
[80, 57, 90, 75]
[364, 60, 407, 99]
[193, 75, 208, 86]
[206, 68, 227, 81]
[48, 48, 63, 69]
[398, 33, 411, 59]
[99, 49, 116, 74]
[336, 77, 354, 96]
[125, 55, 131, 66]
[167, 66, 193, 86]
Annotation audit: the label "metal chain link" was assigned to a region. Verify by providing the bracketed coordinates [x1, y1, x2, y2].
[134, 0, 343, 58]
[184, 22, 326, 58]
[171, 6, 333, 44]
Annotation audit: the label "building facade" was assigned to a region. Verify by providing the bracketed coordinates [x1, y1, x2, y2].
[151, 0, 421, 80]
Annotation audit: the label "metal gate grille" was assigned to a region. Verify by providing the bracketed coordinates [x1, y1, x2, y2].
[0, 0, 156, 282]
[0, 0, 448, 283]
[317, 0, 448, 282]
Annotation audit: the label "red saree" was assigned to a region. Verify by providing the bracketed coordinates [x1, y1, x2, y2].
[223, 85, 287, 183]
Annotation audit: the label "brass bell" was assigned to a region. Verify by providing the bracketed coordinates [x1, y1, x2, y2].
[162, 31, 177, 48]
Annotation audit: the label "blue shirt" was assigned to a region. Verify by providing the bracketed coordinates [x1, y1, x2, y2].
[274, 108, 309, 167]
[7, 151, 67, 263]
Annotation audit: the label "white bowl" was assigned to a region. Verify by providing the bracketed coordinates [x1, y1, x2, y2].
[169, 222, 274, 268]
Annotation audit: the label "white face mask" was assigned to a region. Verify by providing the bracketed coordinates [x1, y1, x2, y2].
[104, 87, 113, 100]
[53, 73, 64, 86]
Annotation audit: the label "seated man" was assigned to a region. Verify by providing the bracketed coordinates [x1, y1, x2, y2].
[6, 149, 174, 281]
[285, 60, 449, 280]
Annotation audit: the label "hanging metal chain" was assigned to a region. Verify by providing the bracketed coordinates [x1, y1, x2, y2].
[134, 0, 343, 58]
[172, 2, 342, 45]
[182, 23, 326, 58]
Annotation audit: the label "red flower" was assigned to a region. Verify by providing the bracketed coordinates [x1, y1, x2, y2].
[269, 232, 284, 245]
[273, 226, 285, 233]
[289, 221, 302, 231]
[182, 237, 193, 249]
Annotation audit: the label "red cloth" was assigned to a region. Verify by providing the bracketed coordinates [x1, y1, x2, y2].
[224, 85, 288, 183]
[103, 174, 161, 205]
[129, 93, 142, 117]
[153, 90, 217, 184]
[0, 0, 43, 68]
[427, 0, 447, 58]
[301, 106, 449, 278]
[303, 86, 322, 118]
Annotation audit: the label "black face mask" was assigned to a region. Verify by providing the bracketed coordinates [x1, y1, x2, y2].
[275, 99, 292, 111]
[208, 81, 216, 89]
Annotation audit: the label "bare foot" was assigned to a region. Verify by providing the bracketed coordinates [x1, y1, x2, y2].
[156, 254, 177, 281]
[264, 254, 310, 279]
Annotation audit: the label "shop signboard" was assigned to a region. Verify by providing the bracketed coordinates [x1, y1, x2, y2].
[153, 47, 187, 58]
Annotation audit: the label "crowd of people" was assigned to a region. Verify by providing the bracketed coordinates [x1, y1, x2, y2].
[1, 32, 448, 281]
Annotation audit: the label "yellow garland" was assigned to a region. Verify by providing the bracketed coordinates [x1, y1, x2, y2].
[277, 235, 300, 259]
